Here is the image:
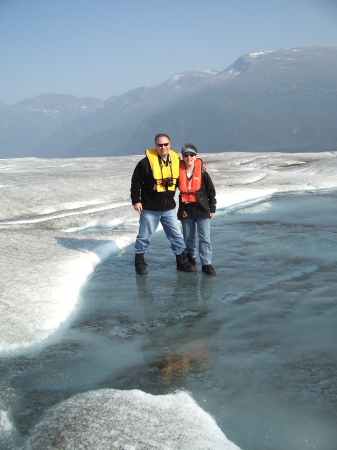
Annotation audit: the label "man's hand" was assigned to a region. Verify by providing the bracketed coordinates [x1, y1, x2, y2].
[134, 202, 143, 214]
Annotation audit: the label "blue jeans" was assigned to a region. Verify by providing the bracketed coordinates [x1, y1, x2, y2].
[135, 209, 186, 255]
[181, 217, 212, 265]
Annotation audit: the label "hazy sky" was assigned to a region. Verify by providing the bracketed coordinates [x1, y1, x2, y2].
[1, 0, 337, 105]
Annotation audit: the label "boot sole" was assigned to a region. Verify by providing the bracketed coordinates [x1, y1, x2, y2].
[177, 266, 197, 272]
[202, 270, 216, 276]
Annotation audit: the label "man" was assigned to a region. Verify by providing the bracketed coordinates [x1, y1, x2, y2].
[131, 133, 196, 275]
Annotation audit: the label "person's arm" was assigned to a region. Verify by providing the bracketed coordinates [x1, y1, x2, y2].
[204, 172, 216, 217]
[131, 160, 145, 212]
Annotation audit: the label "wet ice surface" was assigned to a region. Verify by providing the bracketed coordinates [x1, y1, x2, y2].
[1, 153, 337, 449]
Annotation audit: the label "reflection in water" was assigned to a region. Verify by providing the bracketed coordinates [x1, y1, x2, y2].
[135, 273, 219, 383]
[160, 339, 211, 379]
[162, 353, 190, 378]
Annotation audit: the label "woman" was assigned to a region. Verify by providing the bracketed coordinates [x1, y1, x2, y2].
[177, 143, 217, 276]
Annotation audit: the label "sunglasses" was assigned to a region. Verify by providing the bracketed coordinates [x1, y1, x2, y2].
[183, 153, 195, 158]
[157, 142, 169, 147]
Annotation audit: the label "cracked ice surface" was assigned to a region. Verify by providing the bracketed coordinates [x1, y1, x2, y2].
[1, 152, 337, 353]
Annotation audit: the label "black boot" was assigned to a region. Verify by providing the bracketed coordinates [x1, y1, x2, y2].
[186, 253, 197, 266]
[135, 254, 148, 275]
[202, 264, 216, 276]
[176, 251, 197, 272]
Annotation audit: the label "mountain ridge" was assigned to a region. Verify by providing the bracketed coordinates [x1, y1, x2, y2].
[1, 46, 336, 158]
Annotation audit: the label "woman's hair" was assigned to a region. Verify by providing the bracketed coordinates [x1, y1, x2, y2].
[181, 143, 198, 154]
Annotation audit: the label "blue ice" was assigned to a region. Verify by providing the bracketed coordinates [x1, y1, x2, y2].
[1, 189, 336, 449]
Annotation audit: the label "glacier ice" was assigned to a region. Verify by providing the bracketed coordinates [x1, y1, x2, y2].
[1, 151, 337, 449]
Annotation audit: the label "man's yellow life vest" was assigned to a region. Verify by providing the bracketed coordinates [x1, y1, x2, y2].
[146, 149, 180, 192]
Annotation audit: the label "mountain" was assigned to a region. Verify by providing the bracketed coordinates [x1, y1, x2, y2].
[1, 46, 336, 158]
[36, 70, 218, 158]
[131, 46, 337, 154]
[0, 95, 104, 158]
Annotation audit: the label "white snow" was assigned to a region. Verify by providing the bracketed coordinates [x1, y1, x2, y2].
[202, 69, 218, 75]
[249, 50, 274, 57]
[25, 389, 240, 449]
[170, 74, 184, 82]
[1, 152, 337, 354]
[0, 410, 12, 433]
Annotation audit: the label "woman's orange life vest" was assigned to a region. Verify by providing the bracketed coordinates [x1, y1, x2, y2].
[179, 158, 202, 203]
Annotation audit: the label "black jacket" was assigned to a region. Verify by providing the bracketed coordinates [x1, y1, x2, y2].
[130, 157, 177, 211]
[177, 167, 216, 220]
